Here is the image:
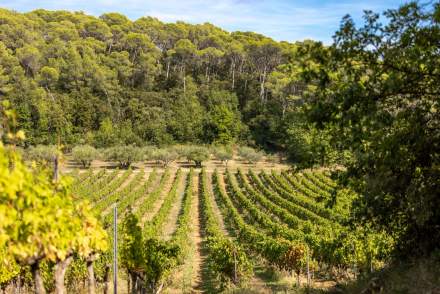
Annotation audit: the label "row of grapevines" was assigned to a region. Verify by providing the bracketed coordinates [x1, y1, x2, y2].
[136, 169, 171, 220]
[101, 169, 159, 226]
[75, 169, 119, 202]
[265, 171, 338, 221]
[247, 170, 329, 226]
[281, 171, 331, 200]
[224, 170, 305, 242]
[74, 168, 93, 183]
[144, 169, 184, 236]
[200, 169, 225, 240]
[94, 168, 145, 213]
[265, 171, 389, 269]
[238, 170, 350, 262]
[283, 171, 354, 217]
[300, 171, 334, 195]
[305, 170, 337, 189]
[87, 169, 121, 199]
[80, 170, 119, 202]
[279, 171, 327, 199]
[171, 168, 194, 256]
[72, 169, 107, 197]
[212, 170, 306, 271]
[200, 169, 252, 285]
[92, 168, 133, 205]
[235, 169, 311, 231]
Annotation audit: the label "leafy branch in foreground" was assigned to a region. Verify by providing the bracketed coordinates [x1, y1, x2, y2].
[0, 143, 108, 293]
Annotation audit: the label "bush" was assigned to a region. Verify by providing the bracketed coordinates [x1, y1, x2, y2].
[238, 146, 263, 164]
[143, 145, 158, 161]
[186, 146, 210, 167]
[214, 145, 233, 166]
[152, 148, 179, 167]
[71, 145, 99, 168]
[103, 145, 143, 168]
[171, 145, 193, 162]
[25, 145, 58, 165]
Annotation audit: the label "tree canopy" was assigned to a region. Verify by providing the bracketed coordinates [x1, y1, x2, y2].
[302, 2, 440, 257]
[0, 8, 316, 152]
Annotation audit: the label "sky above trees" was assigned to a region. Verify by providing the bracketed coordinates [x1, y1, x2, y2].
[0, 0, 405, 43]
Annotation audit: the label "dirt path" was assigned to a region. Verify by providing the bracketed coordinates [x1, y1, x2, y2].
[141, 170, 176, 225]
[161, 171, 187, 240]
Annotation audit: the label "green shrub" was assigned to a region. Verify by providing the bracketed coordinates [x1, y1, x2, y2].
[103, 145, 143, 168]
[214, 145, 233, 166]
[152, 148, 179, 167]
[171, 145, 193, 162]
[25, 145, 58, 165]
[71, 145, 99, 168]
[143, 145, 158, 161]
[238, 146, 263, 164]
[186, 146, 210, 167]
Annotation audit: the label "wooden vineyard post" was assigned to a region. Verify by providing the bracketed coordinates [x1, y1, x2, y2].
[352, 242, 357, 278]
[53, 135, 60, 182]
[113, 204, 118, 294]
[233, 249, 237, 284]
[306, 247, 311, 287]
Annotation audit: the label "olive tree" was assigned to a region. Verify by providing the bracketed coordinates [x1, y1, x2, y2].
[214, 145, 233, 166]
[103, 145, 143, 168]
[238, 146, 263, 164]
[186, 146, 210, 167]
[71, 145, 99, 168]
[152, 148, 179, 167]
[25, 145, 58, 165]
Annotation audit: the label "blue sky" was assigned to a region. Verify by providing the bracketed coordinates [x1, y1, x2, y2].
[0, 0, 407, 43]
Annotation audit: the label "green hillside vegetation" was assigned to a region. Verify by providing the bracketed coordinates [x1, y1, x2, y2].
[0, 1, 439, 293]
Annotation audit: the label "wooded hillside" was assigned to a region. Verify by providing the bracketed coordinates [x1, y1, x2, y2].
[0, 8, 317, 152]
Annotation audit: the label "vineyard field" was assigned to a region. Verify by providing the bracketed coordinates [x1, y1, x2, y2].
[58, 166, 388, 293]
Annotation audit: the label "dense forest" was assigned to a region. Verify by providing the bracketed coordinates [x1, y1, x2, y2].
[0, 1, 439, 293]
[0, 8, 324, 159]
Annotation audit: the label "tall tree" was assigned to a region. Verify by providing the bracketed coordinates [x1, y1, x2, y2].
[305, 2, 440, 256]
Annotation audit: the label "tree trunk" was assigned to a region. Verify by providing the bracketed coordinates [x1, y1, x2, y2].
[14, 274, 22, 294]
[260, 67, 267, 103]
[127, 271, 130, 294]
[130, 272, 137, 294]
[31, 263, 46, 294]
[183, 65, 186, 93]
[153, 283, 164, 294]
[45, 86, 55, 102]
[103, 264, 111, 294]
[87, 260, 95, 294]
[231, 66, 235, 89]
[107, 42, 113, 54]
[54, 256, 73, 294]
[166, 61, 170, 79]
[282, 101, 286, 119]
[53, 154, 59, 182]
